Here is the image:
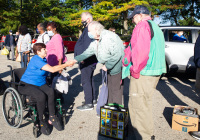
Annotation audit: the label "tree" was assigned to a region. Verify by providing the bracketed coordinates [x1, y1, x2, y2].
[0, 0, 21, 35]
[152, 0, 200, 25]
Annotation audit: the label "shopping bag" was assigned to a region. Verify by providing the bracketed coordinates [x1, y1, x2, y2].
[99, 103, 129, 140]
[52, 70, 72, 94]
[1, 47, 9, 55]
[16, 53, 21, 62]
[96, 70, 108, 115]
[122, 43, 132, 79]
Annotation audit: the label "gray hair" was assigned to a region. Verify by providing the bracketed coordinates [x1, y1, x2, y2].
[89, 21, 104, 35]
[38, 23, 46, 31]
[81, 12, 93, 21]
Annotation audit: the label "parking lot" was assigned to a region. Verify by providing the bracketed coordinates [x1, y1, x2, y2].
[0, 52, 199, 140]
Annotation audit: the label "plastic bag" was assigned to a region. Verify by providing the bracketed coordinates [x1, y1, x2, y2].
[52, 70, 72, 94]
[1, 47, 9, 55]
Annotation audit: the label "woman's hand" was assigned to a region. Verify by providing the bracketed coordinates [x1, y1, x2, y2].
[66, 60, 77, 67]
[102, 65, 107, 71]
[23, 51, 30, 54]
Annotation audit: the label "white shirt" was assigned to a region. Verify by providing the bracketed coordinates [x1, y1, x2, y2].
[17, 33, 32, 52]
[32, 32, 50, 48]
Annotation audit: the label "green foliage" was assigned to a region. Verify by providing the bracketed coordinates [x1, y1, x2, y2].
[0, 0, 199, 36]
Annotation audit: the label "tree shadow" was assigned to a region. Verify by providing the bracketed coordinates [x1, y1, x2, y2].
[157, 78, 188, 106]
[163, 107, 174, 127]
[0, 70, 11, 79]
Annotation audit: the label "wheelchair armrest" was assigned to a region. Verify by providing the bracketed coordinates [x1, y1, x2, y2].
[10, 82, 22, 86]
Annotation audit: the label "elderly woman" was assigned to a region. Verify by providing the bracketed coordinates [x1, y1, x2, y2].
[16, 25, 32, 68]
[18, 43, 73, 135]
[73, 21, 124, 106]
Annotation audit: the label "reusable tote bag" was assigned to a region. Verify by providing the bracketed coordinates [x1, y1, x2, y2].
[96, 70, 108, 115]
[16, 36, 25, 62]
[1, 47, 9, 55]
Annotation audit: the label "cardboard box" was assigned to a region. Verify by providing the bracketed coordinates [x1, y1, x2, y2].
[172, 105, 199, 132]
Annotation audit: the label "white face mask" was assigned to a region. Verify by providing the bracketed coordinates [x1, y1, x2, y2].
[47, 31, 54, 36]
[10, 33, 12, 35]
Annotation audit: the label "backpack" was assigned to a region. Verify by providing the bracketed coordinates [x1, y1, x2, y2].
[42, 33, 48, 43]
[121, 21, 154, 79]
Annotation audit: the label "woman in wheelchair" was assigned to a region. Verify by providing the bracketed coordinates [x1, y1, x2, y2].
[18, 43, 73, 135]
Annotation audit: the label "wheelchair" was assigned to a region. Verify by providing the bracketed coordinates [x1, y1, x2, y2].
[2, 65, 66, 138]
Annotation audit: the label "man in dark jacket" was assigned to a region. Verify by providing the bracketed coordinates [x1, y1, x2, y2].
[4, 30, 16, 60]
[191, 34, 200, 140]
[74, 12, 98, 111]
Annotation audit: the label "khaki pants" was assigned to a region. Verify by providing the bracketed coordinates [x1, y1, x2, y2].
[129, 75, 160, 140]
[195, 68, 200, 94]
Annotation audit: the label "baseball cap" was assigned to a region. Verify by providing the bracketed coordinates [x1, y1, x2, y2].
[9, 30, 12, 33]
[127, 5, 150, 19]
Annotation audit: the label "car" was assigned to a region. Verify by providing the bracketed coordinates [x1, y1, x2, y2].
[120, 35, 131, 48]
[32, 34, 40, 44]
[62, 36, 77, 54]
[32, 35, 77, 54]
[0, 35, 6, 50]
[161, 26, 200, 73]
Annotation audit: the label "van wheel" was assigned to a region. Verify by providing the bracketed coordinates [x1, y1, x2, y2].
[64, 47, 68, 54]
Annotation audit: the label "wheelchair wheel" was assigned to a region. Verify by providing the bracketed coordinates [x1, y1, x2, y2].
[2, 87, 23, 128]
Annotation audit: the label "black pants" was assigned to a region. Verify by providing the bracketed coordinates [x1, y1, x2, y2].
[107, 71, 123, 105]
[18, 82, 55, 121]
[80, 64, 96, 104]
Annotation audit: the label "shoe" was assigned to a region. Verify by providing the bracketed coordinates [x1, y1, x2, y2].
[40, 120, 51, 135]
[151, 135, 155, 140]
[96, 114, 100, 118]
[77, 104, 94, 111]
[82, 100, 97, 106]
[189, 131, 200, 140]
[49, 116, 63, 131]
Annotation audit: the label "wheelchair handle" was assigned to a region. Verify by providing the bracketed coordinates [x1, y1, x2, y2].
[7, 65, 13, 81]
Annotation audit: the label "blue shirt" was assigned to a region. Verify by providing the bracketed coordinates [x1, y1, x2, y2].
[21, 55, 49, 86]
[172, 34, 187, 42]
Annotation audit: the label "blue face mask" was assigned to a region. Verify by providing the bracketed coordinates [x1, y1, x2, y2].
[88, 32, 95, 39]
[47, 31, 54, 37]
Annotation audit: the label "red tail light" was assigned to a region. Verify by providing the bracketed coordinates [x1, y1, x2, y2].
[32, 39, 37, 43]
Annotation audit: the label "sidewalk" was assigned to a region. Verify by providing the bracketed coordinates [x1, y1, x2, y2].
[0, 52, 198, 140]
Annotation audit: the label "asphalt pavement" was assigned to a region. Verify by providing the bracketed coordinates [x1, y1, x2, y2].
[0, 52, 199, 140]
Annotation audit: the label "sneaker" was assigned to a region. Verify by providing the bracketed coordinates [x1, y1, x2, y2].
[96, 114, 100, 118]
[77, 104, 94, 111]
[189, 131, 200, 140]
[49, 116, 63, 131]
[40, 120, 51, 135]
[82, 100, 97, 106]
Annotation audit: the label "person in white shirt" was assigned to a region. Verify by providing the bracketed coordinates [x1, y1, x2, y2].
[32, 23, 50, 48]
[16, 25, 32, 68]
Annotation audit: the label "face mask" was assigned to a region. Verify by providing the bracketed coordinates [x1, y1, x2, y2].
[47, 31, 54, 36]
[88, 32, 95, 39]
[81, 20, 87, 28]
[10, 33, 12, 35]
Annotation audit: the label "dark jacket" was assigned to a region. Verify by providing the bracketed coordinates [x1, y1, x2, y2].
[5, 34, 16, 47]
[194, 34, 200, 68]
[74, 26, 97, 68]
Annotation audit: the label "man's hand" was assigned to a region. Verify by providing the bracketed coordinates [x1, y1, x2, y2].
[102, 65, 107, 71]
